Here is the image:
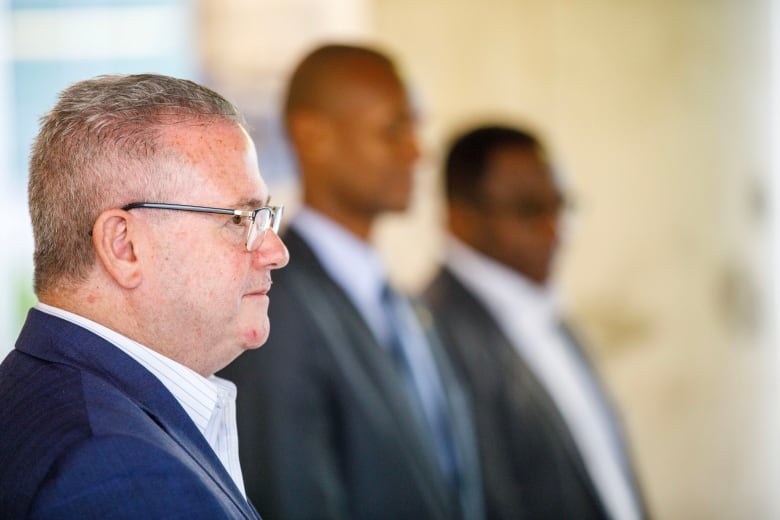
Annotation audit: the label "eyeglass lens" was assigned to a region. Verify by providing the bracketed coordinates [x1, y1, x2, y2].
[247, 207, 282, 250]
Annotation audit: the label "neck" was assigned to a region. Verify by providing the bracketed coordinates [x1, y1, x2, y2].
[303, 198, 374, 241]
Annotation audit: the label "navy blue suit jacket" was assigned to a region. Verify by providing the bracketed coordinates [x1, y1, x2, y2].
[0, 309, 260, 519]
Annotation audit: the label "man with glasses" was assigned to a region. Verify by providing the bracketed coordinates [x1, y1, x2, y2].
[424, 124, 648, 519]
[0, 73, 288, 518]
[219, 44, 484, 520]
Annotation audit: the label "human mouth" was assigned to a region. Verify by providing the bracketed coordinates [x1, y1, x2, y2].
[246, 280, 272, 297]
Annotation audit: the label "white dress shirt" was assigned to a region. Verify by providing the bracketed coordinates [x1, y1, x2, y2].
[445, 236, 640, 520]
[36, 302, 247, 498]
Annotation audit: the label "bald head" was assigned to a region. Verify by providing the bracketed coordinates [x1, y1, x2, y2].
[282, 44, 419, 239]
[284, 44, 399, 122]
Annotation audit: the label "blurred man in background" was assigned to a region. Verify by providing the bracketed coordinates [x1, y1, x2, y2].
[0, 73, 289, 518]
[220, 44, 484, 520]
[424, 124, 647, 519]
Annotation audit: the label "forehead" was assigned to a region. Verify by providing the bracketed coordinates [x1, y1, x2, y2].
[159, 120, 268, 205]
[482, 144, 558, 198]
[331, 65, 410, 114]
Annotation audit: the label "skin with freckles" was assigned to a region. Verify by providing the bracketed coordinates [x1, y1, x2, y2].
[132, 122, 289, 375]
[47, 120, 289, 377]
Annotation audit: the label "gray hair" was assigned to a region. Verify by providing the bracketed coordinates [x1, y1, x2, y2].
[28, 73, 245, 295]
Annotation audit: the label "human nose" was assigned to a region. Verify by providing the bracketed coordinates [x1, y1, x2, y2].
[537, 213, 562, 245]
[252, 229, 289, 270]
[395, 123, 421, 165]
[405, 131, 421, 164]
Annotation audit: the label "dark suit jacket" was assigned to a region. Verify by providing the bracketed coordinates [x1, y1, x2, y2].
[219, 228, 484, 520]
[0, 309, 260, 520]
[425, 268, 647, 520]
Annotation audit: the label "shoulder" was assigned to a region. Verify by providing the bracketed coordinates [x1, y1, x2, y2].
[0, 358, 237, 518]
[28, 434, 238, 519]
[425, 268, 464, 301]
[0, 350, 156, 441]
[424, 268, 485, 323]
[0, 353, 94, 454]
[0, 356, 156, 516]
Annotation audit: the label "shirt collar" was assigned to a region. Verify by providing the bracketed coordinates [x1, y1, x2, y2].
[34, 301, 226, 437]
[444, 235, 561, 326]
[292, 207, 387, 302]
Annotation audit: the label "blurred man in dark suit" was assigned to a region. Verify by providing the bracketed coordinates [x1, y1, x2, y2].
[220, 44, 484, 520]
[424, 124, 648, 520]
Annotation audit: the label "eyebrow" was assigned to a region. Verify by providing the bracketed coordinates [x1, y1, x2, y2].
[235, 195, 272, 209]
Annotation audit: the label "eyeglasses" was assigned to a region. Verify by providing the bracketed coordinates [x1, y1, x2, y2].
[122, 202, 283, 251]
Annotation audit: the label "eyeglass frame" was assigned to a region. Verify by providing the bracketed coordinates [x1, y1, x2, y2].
[122, 202, 284, 251]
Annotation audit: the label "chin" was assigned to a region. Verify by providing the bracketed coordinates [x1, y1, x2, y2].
[238, 317, 270, 349]
[246, 329, 270, 349]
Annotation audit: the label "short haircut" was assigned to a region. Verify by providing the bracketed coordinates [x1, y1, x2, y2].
[28, 73, 244, 295]
[444, 124, 543, 204]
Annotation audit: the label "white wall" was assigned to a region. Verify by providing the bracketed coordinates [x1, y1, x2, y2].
[371, 1, 778, 518]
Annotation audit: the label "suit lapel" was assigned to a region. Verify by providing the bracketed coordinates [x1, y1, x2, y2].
[282, 230, 455, 511]
[16, 309, 259, 519]
[434, 270, 609, 511]
[559, 323, 649, 517]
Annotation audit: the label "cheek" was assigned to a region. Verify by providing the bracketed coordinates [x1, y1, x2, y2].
[190, 253, 248, 311]
[490, 224, 538, 260]
[350, 138, 391, 174]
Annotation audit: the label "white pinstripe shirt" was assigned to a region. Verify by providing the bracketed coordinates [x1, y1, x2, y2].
[36, 302, 246, 498]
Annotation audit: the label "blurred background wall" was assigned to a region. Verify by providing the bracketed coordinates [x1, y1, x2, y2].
[2, 0, 778, 518]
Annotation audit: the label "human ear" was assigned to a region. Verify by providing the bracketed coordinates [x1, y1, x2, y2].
[91, 209, 142, 289]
